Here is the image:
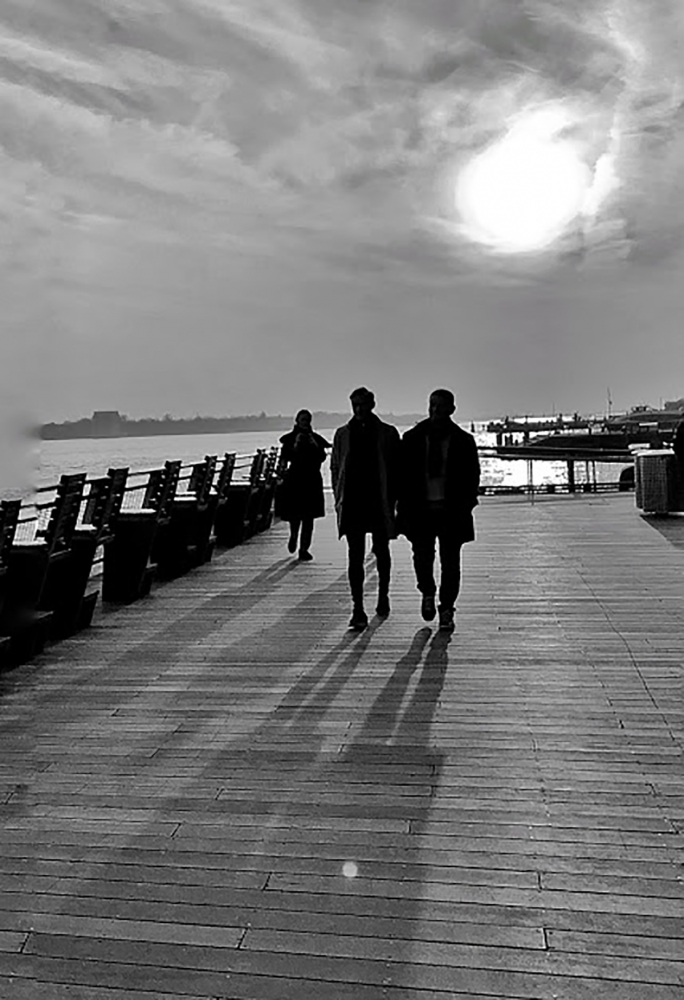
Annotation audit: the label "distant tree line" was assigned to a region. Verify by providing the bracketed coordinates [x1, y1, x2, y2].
[40, 410, 426, 441]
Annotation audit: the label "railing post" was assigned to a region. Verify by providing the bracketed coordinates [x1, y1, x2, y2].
[526, 459, 535, 504]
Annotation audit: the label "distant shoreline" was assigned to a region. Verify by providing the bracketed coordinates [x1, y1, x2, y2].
[40, 411, 430, 442]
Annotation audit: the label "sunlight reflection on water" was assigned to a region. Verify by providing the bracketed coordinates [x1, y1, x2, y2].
[36, 425, 622, 492]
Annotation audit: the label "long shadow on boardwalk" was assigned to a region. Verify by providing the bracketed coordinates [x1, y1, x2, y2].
[145, 626, 449, 995]
[144, 626, 448, 996]
[9, 611, 454, 997]
[0, 556, 314, 731]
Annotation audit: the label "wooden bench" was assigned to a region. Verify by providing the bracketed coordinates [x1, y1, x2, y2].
[211, 453, 240, 548]
[153, 456, 217, 579]
[0, 500, 21, 663]
[0, 475, 85, 667]
[215, 450, 265, 549]
[243, 449, 268, 539]
[39, 468, 129, 638]
[253, 446, 281, 534]
[190, 454, 221, 565]
[102, 461, 181, 603]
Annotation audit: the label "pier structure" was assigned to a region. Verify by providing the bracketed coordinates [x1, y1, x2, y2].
[486, 414, 591, 439]
[483, 413, 653, 496]
[487, 401, 684, 445]
[487, 405, 684, 470]
[0, 483, 682, 997]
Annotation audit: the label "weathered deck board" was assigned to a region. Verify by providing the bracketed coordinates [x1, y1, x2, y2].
[0, 493, 682, 999]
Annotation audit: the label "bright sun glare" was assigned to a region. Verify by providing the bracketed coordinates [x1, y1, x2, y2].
[455, 109, 592, 253]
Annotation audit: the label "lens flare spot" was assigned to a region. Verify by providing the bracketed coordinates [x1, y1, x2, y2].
[342, 861, 358, 879]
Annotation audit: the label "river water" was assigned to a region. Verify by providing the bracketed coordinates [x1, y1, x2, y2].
[35, 424, 626, 492]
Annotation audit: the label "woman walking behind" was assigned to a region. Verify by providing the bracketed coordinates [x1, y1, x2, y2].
[278, 410, 331, 561]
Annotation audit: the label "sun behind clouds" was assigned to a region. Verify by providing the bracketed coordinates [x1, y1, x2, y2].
[455, 107, 594, 254]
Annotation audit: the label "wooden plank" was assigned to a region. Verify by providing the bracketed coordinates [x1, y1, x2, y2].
[1, 839, 679, 881]
[0, 983, 213, 1000]
[15, 935, 684, 997]
[1, 885, 681, 942]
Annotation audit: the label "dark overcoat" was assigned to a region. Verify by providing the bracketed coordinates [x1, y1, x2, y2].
[331, 415, 401, 538]
[277, 428, 329, 521]
[398, 418, 481, 543]
[674, 419, 684, 466]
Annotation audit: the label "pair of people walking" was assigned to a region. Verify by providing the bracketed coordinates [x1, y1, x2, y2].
[278, 387, 480, 632]
[332, 386, 480, 632]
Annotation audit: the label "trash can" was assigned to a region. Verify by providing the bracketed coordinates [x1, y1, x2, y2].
[635, 450, 684, 514]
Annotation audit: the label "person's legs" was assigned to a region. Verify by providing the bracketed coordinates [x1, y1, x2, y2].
[436, 525, 462, 608]
[411, 516, 438, 619]
[288, 518, 300, 554]
[346, 531, 368, 627]
[371, 530, 391, 616]
[298, 517, 314, 560]
[436, 516, 462, 631]
[411, 526, 437, 595]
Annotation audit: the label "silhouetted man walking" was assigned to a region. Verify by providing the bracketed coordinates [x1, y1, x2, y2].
[331, 387, 400, 630]
[674, 418, 684, 466]
[398, 389, 480, 632]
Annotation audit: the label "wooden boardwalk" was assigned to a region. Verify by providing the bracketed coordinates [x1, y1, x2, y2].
[0, 493, 682, 999]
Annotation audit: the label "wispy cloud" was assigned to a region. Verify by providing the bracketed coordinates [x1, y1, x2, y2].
[1, 0, 684, 432]
[2, 0, 683, 265]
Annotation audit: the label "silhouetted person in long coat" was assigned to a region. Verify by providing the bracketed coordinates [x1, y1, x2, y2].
[331, 387, 400, 630]
[674, 418, 684, 466]
[398, 389, 480, 632]
[278, 409, 330, 561]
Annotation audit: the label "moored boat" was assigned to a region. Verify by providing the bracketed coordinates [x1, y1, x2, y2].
[491, 397, 684, 460]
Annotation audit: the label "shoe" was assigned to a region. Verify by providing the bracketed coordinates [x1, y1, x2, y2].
[421, 594, 436, 622]
[287, 534, 297, 554]
[349, 608, 368, 631]
[298, 550, 313, 561]
[376, 595, 390, 617]
[438, 607, 454, 632]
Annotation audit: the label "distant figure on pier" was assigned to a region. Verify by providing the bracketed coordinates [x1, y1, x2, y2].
[398, 389, 480, 632]
[278, 410, 331, 561]
[331, 387, 401, 630]
[674, 418, 684, 467]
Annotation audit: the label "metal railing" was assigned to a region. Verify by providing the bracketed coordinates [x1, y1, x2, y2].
[16, 444, 636, 543]
[14, 448, 278, 544]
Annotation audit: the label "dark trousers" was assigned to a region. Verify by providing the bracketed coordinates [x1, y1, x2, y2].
[410, 509, 463, 611]
[345, 530, 390, 608]
[289, 517, 313, 553]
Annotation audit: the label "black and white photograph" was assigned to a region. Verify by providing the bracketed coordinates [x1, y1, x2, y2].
[0, 0, 683, 996]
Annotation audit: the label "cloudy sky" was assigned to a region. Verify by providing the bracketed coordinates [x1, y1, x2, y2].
[2, 0, 684, 426]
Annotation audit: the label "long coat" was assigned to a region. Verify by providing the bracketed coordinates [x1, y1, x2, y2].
[398, 418, 481, 543]
[277, 428, 330, 521]
[331, 415, 401, 538]
[674, 419, 684, 466]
